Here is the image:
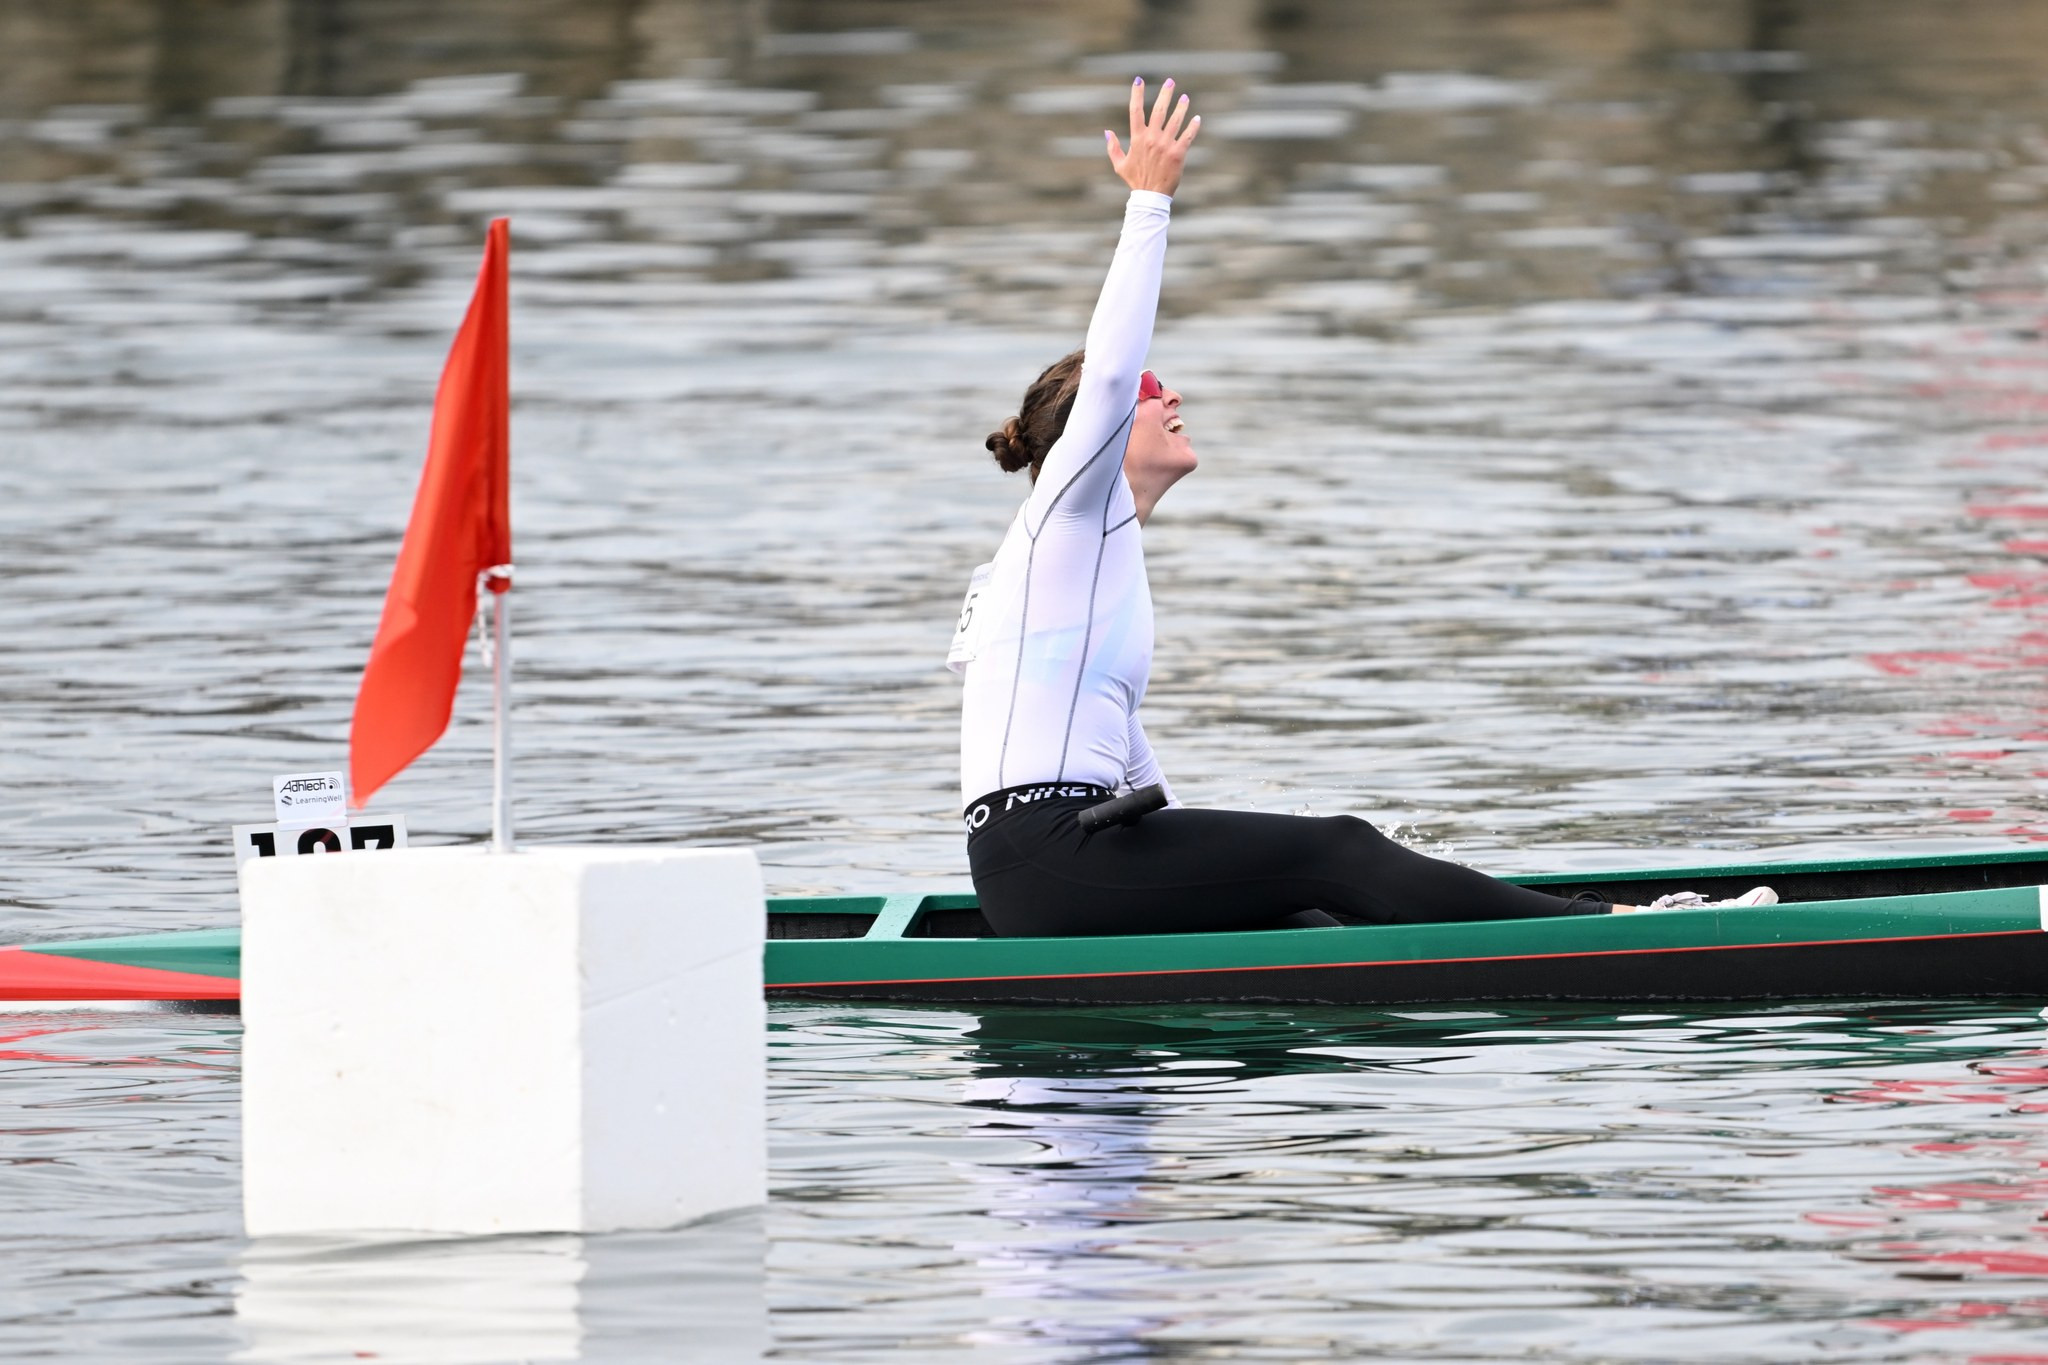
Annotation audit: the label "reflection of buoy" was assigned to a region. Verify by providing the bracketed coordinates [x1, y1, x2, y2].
[231, 1212, 769, 1362]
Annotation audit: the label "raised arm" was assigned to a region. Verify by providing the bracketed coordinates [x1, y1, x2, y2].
[1026, 79, 1199, 528]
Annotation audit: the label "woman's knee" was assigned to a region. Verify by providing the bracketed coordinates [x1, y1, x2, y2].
[1322, 813, 1418, 882]
[1327, 813, 1389, 848]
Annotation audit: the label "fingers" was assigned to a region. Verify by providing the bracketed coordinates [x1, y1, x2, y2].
[1113, 77, 1195, 192]
[1148, 77, 1174, 130]
[1162, 92, 1190, 140]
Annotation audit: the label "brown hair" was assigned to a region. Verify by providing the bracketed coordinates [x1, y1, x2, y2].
[985, 349, 1084, 481]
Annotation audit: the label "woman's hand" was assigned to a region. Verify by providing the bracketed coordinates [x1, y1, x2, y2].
[1106, 77, 1199, 197]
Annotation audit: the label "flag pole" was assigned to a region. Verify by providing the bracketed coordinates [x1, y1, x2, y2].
[487, 568, 514, 852]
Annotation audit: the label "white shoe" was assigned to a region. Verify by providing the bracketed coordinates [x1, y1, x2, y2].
[1646, 886, 1779, 911]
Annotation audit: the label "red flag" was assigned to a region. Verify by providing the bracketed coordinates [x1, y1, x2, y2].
[349, 219, 511, 809]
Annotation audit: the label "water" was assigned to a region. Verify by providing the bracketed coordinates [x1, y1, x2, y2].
[5, 1, 2048, 1358]
[6, 1002, 2045, 1360]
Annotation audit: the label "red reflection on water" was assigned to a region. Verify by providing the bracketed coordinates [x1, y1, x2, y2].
[1872, 652, 2012, 676]
[1831, 1076, 2020, 1104]
[1807, 1046, 2048, 1346]
[1863, 469, 2048, 831]
[1872, 1179, 2048, 1211]
[0, 1024, 97, 1065]
[1970, 573, 2048, 608]
[0, 1021, 231, 1070]
[1898, 1250, 2048, 1274]
[1861, 390, 2048, 836]
[1870, 1299, 2048, 1332]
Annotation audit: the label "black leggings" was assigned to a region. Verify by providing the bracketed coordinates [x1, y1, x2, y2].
[966, 797, 1606, 937]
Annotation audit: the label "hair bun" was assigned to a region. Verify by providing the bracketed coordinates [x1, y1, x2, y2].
[985, 417, 1031, 473]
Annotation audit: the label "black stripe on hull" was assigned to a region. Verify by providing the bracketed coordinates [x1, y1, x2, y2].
[769, 931, 2048, 1006]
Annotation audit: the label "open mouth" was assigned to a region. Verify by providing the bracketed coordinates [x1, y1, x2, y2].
[1165, 416, 1184, 434]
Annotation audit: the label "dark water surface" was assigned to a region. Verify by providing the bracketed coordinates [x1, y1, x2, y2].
[7, 1, 2048, 1359]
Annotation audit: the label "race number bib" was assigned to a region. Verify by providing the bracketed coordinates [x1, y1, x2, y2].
[946, 562, 995, 674]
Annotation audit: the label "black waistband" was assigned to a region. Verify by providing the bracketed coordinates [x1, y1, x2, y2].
[963, 783, 1114, 834]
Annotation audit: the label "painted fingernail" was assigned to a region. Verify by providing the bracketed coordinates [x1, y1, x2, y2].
[1178, 94, 1188, 104]
[1133, 76, 1143, 86]
[1164, 78, 1174, 88]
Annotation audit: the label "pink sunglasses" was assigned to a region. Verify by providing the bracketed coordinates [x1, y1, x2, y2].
[1138, 370, 1166, 403]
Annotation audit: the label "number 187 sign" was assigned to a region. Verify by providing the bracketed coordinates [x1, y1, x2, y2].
[232, 769, 408, 867]
[232, 819, 408, 865]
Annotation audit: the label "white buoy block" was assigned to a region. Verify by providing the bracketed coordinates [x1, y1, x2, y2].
[240, 845, 765, 1237]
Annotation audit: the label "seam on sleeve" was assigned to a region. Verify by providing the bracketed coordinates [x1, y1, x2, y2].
[1025, 403, 1138, 541]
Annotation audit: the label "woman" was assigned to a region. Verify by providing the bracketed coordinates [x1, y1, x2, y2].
[951, 79, 1772, 936]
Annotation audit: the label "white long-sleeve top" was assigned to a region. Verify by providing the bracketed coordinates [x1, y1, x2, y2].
[953, 190, 1178, 808]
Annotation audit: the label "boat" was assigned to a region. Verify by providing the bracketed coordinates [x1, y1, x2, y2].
[4, 845, 2047, 1006]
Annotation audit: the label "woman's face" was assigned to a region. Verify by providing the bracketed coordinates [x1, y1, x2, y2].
[1123, 370, 1197, 497]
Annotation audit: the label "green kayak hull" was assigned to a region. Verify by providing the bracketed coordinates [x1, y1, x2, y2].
[5, 845, 2047, 1006]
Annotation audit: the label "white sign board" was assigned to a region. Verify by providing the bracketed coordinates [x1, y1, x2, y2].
[233, 817, 408, 868]
[274, 771, 347, 827]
